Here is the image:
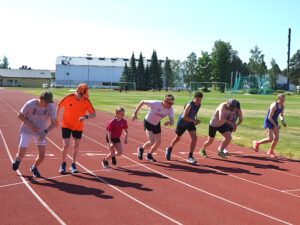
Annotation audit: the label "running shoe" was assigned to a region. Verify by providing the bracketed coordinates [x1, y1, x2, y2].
[12, 158, 21, 171]
[59, 162, 66, 174]
[137, 147, 144, 160]
[252, 140, 259, 152]
[146, 153, 156, 162]
[70, 163, 78, 173]
[112, 156, 117, 165]
[187, 156, 197, 164]
[200, 149, 207, 158]
[218, 150, 227, 159]
[267, 150, 277, 158]
[102, 159, 109, 168]
[165, 147, 172, 160]
[30, 165, 41, 178]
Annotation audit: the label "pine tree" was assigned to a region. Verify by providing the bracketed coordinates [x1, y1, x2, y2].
[129, 53, 137, 83]
[164, 57, 174, 91]
[120, 63, 129, 82]
[136, 53, 145, 90]
[149, 50, 162, 90]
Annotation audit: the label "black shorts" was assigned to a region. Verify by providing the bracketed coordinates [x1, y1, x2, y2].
[208, 123, 230, 137]
[62, 127, 83, 139]
[144, 119, 161, 134]
[106, 134, 121, 144]
[176, 120, 196, 136]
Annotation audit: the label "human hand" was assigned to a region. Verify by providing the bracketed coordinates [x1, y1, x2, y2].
[124, 138, 128, 144]
[282, 121, 287, 127]
[194, 119, 201, 125]
[131, 113, 137, 121]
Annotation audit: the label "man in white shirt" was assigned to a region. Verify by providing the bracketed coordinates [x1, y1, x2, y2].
[132, 95, 175, 162]
[12, 91, 57, 177]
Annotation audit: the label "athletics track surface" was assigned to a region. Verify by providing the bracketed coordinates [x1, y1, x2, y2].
[0, 88, 299, 225]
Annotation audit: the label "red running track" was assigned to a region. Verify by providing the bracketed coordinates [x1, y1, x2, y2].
[0, 88, 300, 225]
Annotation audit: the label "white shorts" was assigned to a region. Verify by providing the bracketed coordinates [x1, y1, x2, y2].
[19, 132, 46, 148]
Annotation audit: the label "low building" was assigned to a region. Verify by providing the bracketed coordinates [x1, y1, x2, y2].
[0, 69, 53, 87]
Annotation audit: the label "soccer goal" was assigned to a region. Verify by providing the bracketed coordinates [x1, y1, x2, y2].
[189, 81, 231, 98]
[92, 82, 136, 91]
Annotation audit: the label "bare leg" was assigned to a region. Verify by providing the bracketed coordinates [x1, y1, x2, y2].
[142, 130, 155, 150]
[33, 145, 46, 168]
[169, 135, 181, 149]
[71, 138, 81, 163]
[16, 147, 27, 161]
[61, 138, 70, 162]
[188, 131, 197, 154]
[219, 131, 232, 151]
[269, 128, 279, 152]
[149, 133, 161, 154]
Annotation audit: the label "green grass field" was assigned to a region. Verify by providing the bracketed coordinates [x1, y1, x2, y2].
[22, 88, 300, 159]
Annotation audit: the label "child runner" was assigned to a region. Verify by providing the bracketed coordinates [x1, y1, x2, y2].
[253, 93, 286, 158]
[12, 91, 56, 177]
[199, 99, 240, 158]
[132, 94, 175, 162]
[56, 83, 96, 174]
[102, 107, 128, 168]
[165, 91, 203, 164]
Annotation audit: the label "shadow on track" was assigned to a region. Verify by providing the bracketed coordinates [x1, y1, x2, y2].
[22, 175, 113, 199]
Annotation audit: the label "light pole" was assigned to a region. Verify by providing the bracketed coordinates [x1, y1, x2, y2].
[86, 54, 92, 85]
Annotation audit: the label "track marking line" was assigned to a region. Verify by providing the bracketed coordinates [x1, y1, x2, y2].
[47, 138, 182, 225]
[0, 129, 66, 225]
[88, 122, 300, 199]
[83, 133, 293, 225]
[283, 188, 300, 192]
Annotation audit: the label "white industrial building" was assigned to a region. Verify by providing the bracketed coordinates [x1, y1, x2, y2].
[55, 56, 151, 88]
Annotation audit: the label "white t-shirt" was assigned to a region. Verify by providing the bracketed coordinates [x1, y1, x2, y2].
[19, 99, 56, 135]
[144, 100, 174, 125]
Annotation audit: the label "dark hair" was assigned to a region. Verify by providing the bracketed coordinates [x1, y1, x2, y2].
[165, 94, 175, 101]
[194, 91, 203, 98]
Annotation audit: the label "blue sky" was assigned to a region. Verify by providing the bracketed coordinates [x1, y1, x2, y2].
[0, 0, 299, 70]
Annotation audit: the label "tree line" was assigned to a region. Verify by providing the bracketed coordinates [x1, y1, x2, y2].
[120, 40, 300, 91]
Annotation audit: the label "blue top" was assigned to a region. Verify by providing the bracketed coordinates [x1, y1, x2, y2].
[264, 102, 283, 129]
[178, 101, 201, 125]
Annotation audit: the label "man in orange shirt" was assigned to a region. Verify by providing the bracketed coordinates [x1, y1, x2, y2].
[56, 83, 96, 174]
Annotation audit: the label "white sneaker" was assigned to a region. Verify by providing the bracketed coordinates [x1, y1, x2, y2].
[187, 156, 197, 164]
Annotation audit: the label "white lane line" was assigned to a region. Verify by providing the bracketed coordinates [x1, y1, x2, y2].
[47, 138, 183, 225]
[0, 164, 140, 189]
[283, 189, 300, 192]
[84, 133, 293, 225]
[0, 129, 66, 225]
[95, 120, 300, 179]
[88, 122, 300, 199]
[84, 135, 292, 225]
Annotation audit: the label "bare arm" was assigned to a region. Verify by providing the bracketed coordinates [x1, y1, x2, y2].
[237, 109, 243, 125]
[182, 104, 200, 124]
[124, 129, 128, 144]
[280, 106, 286, 127]
[18, 112, 39, 132]
[131, 100, 145, 121]
[268, 103, 278, 127]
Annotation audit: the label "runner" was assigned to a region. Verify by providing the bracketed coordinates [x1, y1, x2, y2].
[56, 83, 96, 174]
[12, 91, 56, 177]
[223, 101, 243, 155]
[132, 94, 175, 162]
[165, 91, 203, 164]
[102, 107, 128, 168]
[253, 93, 286, 158]
[199, 99, 240, 158]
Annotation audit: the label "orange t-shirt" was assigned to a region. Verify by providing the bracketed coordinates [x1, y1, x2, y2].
[58, 93, 95, 131]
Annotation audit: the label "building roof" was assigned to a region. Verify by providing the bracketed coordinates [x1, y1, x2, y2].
[56, 56, 164, 67]
[0, 69, 52, 78]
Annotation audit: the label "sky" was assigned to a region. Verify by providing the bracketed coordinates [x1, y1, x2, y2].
[0, 0, 300, 70]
